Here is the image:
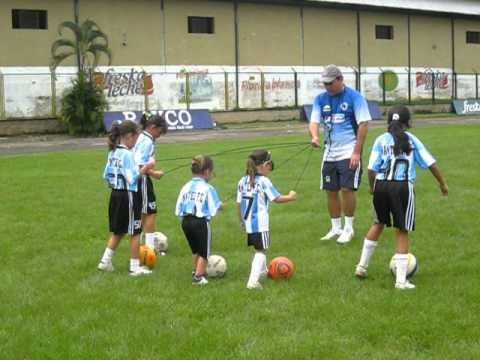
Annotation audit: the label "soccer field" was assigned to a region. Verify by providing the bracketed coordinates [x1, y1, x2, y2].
[1, 124, 479, 359]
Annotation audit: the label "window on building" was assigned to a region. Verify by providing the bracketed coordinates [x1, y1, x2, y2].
[376, 25, 394, 40]
[12, 9, 48, 29]
[188, 16, 214, 34]
[466, 31, 480, 44]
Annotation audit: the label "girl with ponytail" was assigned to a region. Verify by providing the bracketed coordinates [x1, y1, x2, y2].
[175, 155, 224, 285]
[236, 149, 297, 289]
[355, 106, 448, 290]
[134, 113, 168, 254]
[98, 120, 155, 276]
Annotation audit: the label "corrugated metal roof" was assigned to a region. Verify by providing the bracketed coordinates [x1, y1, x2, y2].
[307, 0, 480, 16]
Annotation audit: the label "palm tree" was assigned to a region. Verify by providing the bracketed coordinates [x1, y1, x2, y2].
[50, 19, 112, 74]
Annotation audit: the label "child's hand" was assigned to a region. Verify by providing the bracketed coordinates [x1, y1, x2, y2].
[369, 187, 374, 195]
[288, 190, 297, 200]
[219, 202, 226, 210]
[440, 183, 449, 196]
[146, 158, 156, 169]
[150, 170, 164, 179]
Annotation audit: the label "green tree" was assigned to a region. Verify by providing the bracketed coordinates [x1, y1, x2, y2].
[50, 19, 112, 74]
[50, 19, 111, 135]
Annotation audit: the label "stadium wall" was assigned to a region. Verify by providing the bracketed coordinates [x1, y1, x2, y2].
[1, 0, 480, 120]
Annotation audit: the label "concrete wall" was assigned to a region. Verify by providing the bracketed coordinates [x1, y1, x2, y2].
[454, 18, 480, 73]
[303, 7, 357, 66]
[1, 0, 480, 71]
[360, 11, 409, 67]
[410, 15, 452, 68]
[163, 0, 235, 65]
[237, 3, 302, 66]
[79, 0, 163, 66]
[0, 0, 74, 66]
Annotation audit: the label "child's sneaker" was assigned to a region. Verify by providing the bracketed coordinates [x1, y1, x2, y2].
[321, 228, 343, 241]
[355, 265, 367, 279]
[97, 262, 114, 272]
[129, 267, 152, 277]
[192, 275, 208, 285]
[395, 281, 416, 290]
[336, 229, 354, 244]
[246, 282, 263, 290]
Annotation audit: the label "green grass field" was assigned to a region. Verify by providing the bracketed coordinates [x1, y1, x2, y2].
[1, 124, 479, 359]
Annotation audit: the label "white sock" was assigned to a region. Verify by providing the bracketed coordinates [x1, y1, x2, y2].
[145, 233, 155, 249]
[331, 217, 342, 231]
[358, 239, 378, 268]
[247, 252, 266, 286]
[130, 258, 140, 273]
[100, 248, 114, 264]
[394, 253, 409, 285]
[344, 216, 354, 232]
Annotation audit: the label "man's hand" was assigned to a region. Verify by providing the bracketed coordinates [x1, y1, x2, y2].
[349, 152, 360, 169]
[311, 136, 320, 148]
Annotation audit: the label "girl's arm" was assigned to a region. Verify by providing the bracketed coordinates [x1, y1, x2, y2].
[274, 191, 297, 203]
[139, 159, 155, 176]
[148, 169, 164, 179]
[236, 203, 245, 229]
[368, 169, 377, 194]
[429, 163, 448, 196]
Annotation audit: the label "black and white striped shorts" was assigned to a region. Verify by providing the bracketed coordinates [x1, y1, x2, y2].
[247, 231, 270, 250]
[108, 189, 142, 235]
[138, 175, 157, 215]
[372, 180, 415, 231]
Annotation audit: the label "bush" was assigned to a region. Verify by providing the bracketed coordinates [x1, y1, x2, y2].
[61, 73, 108, 135]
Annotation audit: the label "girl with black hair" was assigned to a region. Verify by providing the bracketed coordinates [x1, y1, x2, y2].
[236, 149, 297, 289]
[98, 120, 155, 276]
[134, 113, 168, 253]
[355, 106, 448, 289]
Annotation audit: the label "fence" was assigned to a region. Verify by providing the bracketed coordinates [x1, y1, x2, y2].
[0, 67, 478, 119]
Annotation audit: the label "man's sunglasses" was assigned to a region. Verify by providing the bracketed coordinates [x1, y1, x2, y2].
[323, 79, 337, 86]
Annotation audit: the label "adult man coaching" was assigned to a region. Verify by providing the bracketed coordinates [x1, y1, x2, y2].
[309, 65, 371, 244]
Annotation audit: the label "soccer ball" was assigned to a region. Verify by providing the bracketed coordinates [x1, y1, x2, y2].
[139, 245, 156, 269]
[153, 232, 168, 254]
[206, 255, 227, 278]
[268, 256, 295, 279]
[389, 253, 418, 278]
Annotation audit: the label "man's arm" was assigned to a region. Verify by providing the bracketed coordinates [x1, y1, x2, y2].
[350, 122, 368, 169]
[309, 121, 320, 147]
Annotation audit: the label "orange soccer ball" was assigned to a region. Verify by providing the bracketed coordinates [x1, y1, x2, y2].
[268, 256, 295, 279]
[139, 245, 156, 269]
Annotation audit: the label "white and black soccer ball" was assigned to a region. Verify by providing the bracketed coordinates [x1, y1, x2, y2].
[154, 232, 168, 254]
[206, 255, 227, 278]
[389, 253, 418, 278]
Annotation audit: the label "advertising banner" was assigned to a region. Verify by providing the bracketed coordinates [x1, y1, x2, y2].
[452, 99, 480, 115]
[103, 109, 214, 132]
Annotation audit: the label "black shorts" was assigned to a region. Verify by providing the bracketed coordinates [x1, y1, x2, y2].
[321, 158, 362, 191]
[372, 180, 415, 231]
[247, 231, 270, 251]
[109, 190, 142, 236]
[138, 175, 157, 215]
[181, 215, 211, 259]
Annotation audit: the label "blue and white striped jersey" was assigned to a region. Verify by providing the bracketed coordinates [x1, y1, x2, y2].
[311, 86, 371, 161]
[134, 131, 155, 166]
[103, 145, 140, 191]
[236, 175, 281, 233]
[368, 132, 436, 183]
[175, 178, 222, 220]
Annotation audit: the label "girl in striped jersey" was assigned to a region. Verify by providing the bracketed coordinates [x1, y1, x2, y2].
[355, 106, 448, 289]
[134, 114, 168, 253]
[175, 155, 224, 285]
[98, 120, 155, 276]
[237, 150, 297, 289]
